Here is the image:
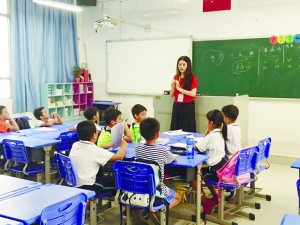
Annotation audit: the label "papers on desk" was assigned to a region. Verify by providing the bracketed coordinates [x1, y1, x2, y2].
[33, 127, 58, 131]
[163, 129, 189, 136]
[169, 142, 186, 149]
[140, 138, 169, 145]
[111, 123, 124, 148]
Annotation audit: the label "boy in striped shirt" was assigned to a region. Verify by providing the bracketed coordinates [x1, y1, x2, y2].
[135, 118, 182, 210]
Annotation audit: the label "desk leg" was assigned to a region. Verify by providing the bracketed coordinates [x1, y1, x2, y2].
[196, 164, 202, 225]
[43, 145, 52, 184]
[298, 170, 300, 178]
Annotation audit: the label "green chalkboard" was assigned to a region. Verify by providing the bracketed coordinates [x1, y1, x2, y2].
[193, 38, 300, 98]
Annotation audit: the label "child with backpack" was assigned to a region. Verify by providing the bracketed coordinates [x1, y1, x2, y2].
[191, 109, 228, 215]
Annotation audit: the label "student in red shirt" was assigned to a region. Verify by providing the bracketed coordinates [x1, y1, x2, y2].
[0, 105, 19, 133]
[170, 56, 198, 132]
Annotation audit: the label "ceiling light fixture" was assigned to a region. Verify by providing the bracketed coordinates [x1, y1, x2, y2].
[32, 0, 82, 12]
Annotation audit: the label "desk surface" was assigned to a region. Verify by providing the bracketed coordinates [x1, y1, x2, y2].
[0, 217, 23, 225]
[281, 214, 300, 225]
[291, 158, 300, 169]
[0, 136, 61, 148]
[0, 175, 42, 201]
[92, 101, 121, 105]
[0, 184, 95, 225]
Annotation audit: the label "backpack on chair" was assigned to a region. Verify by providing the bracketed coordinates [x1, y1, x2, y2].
[15, 118, 31, 130]
[216, 150, 250, 201]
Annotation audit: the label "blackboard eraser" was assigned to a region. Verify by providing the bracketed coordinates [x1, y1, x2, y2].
[164, 90, 170, 95]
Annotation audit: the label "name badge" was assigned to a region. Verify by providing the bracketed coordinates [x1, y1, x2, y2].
[177, 93, 184, 102]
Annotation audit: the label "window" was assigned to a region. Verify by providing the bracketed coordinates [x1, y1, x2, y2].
[0, 0, 10, 99]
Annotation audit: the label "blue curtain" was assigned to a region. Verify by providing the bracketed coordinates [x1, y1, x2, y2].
[10, 0, 79, 113]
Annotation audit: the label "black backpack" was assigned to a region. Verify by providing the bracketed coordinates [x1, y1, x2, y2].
[16, 118, 31, 130]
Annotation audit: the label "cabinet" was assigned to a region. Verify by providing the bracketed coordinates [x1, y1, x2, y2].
[40, 82, 94, 119]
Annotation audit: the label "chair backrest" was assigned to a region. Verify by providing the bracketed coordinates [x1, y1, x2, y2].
[56, 153, 77, 187]
[297, 179, 300, 211]
[257, 137, 272, 162]
[57, 131, 79, 152]
[15, 117, 31, 130]
[113, 161, 156, 196]
[2, 139, 28, 163]
[40, 193, 87, 225]
[235, 146, 259, 176]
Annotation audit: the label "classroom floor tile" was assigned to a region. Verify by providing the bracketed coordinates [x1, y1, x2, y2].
[89, 163, 298, 225]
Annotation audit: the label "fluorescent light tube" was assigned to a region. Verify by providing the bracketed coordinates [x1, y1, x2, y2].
[32, 0, 82, 12]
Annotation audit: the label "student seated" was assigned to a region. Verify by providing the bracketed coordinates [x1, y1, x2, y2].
[135, 118, 182, 211]
[130, 104, 147, 145]
[191, 110, 228, 215]
[33, 107, 63, 127]
[0, 105, 19, 133]
[69, 120, 128, 196]
[69, 106, 101, 131]
[97, 107, 132, 149]
[222, 104, 241, 157]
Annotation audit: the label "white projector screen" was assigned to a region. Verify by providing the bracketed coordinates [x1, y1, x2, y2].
[106, 36, 192, 95]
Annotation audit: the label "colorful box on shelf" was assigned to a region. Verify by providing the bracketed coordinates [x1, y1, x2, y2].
[80, 111, 84, 116]
[66, 99, 73, 106]
[55, 101, 64, 107]
[74, 108, 80, 115]
[56, 89, 63, 95]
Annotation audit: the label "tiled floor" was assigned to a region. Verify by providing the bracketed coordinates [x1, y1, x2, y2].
[94, 163, 299, 225]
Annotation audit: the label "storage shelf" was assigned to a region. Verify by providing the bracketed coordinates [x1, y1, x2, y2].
[41, 82, 94, 119]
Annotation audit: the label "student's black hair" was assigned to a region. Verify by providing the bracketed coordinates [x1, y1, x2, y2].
[140, 117, 160, 140]
[33, 107, 45, 120]
[0, 105, 6, 114]
[84, 106, 98, 120]
[206, 109, 228, 141]
[103, 107, 122, 125]
[77, 120, 97, 141]
[176, 56, 194, 90]
[131, 104, 147, 119]
[222, 105, 239, 121]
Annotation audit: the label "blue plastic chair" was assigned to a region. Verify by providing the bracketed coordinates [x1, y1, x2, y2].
[57, 131, 79, 153]
[3, 139, 45, 182]
[56, 153, 112, 224]
[256, 137, 272, 173]
[40, 193, 87, 225]
[297, 179, 300, 215]
[280, 214, 300, 225]
[205, 146, 259, 225]
[113, 160, 172, 225]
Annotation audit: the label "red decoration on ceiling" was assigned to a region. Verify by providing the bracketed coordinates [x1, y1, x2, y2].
[203, 0, 231, 12]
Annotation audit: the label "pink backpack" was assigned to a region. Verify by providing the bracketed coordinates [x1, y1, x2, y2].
[216, 150, 250, 201]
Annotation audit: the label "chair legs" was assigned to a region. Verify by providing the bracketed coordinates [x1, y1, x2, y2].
[206, 188, 238, 225]
[244, 178, 271, 201]
[90, 199, 97, 225]
[159, 208, 167, 225]
[36, 173, 43, 183]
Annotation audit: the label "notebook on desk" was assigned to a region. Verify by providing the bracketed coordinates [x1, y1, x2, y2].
[169, 148, 186, 156]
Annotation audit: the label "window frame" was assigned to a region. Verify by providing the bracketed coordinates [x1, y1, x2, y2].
[0, 0, 11, 99]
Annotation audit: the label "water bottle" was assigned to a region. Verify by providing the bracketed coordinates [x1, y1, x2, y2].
[186, 134, 194, 159]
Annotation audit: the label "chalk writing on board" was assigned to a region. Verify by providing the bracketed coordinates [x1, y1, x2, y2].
[232, 60, 251, 74]
[202, 49, 224, 66]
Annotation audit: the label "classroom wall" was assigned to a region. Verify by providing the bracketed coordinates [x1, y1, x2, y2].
[77, 0, 300, 156]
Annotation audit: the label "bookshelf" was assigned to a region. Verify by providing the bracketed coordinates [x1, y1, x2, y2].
[40, 82, 94, 119]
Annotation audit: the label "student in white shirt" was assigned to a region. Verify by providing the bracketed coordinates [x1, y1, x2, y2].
[191, 109, 227, 215]
[33, 107, 63, 127]
[69, 106, 101, 131]
[69, 120, 127, 195]
[222, 104, 241, 157]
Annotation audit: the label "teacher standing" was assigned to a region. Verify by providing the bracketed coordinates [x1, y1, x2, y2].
[170, 56, 198, 132]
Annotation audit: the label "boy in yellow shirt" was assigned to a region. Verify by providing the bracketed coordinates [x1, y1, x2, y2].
[97, 107, 132, 148]
[130, 104, 147, 145]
